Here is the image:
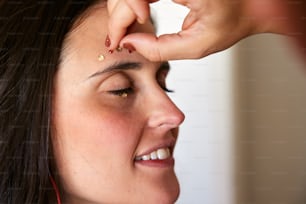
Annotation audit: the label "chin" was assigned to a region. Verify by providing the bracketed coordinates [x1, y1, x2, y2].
[154, 188, 180, 204]
[162, 187, 180, 204]
[150, 176, 180, 204]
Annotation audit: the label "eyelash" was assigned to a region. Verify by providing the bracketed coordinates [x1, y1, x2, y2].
[108, 88, 133, 97]
[109, 85, 173, 97]
[161, 86, 173, 93]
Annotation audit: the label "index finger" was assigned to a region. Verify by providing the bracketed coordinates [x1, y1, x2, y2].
[107, 1, 137, 50]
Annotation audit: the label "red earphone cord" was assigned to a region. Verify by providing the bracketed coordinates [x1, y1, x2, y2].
[49, 175, 62, 204]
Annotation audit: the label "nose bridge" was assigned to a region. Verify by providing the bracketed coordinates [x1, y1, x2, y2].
[145, 89, 185, 129]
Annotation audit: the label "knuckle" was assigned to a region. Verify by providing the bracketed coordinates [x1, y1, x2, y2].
[146, 48, 162, 62]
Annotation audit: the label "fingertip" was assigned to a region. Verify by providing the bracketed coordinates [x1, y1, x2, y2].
[122, 43, 136, 53]
[106, 36, 119, 51]
[137, 17, 145, 24]
[120, 33, 164, 61]
[107, 27, 125, 50]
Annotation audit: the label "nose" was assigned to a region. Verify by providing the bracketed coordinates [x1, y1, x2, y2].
[145, 91, 185, 129]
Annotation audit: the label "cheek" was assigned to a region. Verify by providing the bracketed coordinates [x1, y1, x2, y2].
[53, 99, 140, 153]
[51, 96, 146, 201]
[52, 95, 143, 177]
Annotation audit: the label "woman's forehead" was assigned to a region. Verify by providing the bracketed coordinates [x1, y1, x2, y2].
[69, 1, 155, 41]
[58, 3, 158, 84]
[62, 3, 154, 59]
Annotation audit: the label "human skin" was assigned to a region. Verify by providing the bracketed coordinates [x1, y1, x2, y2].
[52, 2, 185, 204]
[107, 0, 306, 61]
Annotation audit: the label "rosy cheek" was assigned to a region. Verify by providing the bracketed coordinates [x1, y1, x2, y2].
[73, 110, 141, 155]
[95, 111, 141, 145]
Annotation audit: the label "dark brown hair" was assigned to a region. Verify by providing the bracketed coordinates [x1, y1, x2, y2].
[0, 0, 98, 203]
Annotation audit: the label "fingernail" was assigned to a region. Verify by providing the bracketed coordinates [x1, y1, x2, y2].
[123, 43, 136, 53]
[108, 49, 114, 54]
[137, 17, 145, 24]
[105, 35, 111, 47]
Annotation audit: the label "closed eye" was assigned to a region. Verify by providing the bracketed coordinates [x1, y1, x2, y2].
[108, 87, 133, 97]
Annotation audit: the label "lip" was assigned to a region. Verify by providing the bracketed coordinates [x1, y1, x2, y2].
[135, 157, 175, 168]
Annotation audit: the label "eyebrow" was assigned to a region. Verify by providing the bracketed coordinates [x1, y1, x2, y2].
[88, 61, 170, 79]
[159, 61, 170, 72]
[88, 61, 142, 79]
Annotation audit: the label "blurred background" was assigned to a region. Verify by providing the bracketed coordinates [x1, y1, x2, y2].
[151, 1, 306, 204]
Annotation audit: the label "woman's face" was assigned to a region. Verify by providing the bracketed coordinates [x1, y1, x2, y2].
[52, 3, 184, 204]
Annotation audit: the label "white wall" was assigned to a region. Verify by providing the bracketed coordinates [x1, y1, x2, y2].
[151, 1, 235, 203]
[234, 34, 306, 204]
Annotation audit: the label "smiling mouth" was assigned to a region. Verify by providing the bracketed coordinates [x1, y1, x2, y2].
[134, 147, 171, 161]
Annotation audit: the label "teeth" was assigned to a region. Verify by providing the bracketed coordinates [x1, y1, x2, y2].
[142, 155, 150, 161]
[150, 151, 158, 160]
[157, 148, 170, 159]
[135, 148, 171, 161]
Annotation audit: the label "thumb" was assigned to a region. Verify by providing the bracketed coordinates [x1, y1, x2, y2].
[120, 31, 205, 61]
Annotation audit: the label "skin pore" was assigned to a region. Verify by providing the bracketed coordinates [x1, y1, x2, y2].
[52, 2, 185, 204]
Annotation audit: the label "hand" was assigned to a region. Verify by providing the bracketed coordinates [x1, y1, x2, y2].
[107, 0, 299, 61]
[107, 0, 255, 61]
